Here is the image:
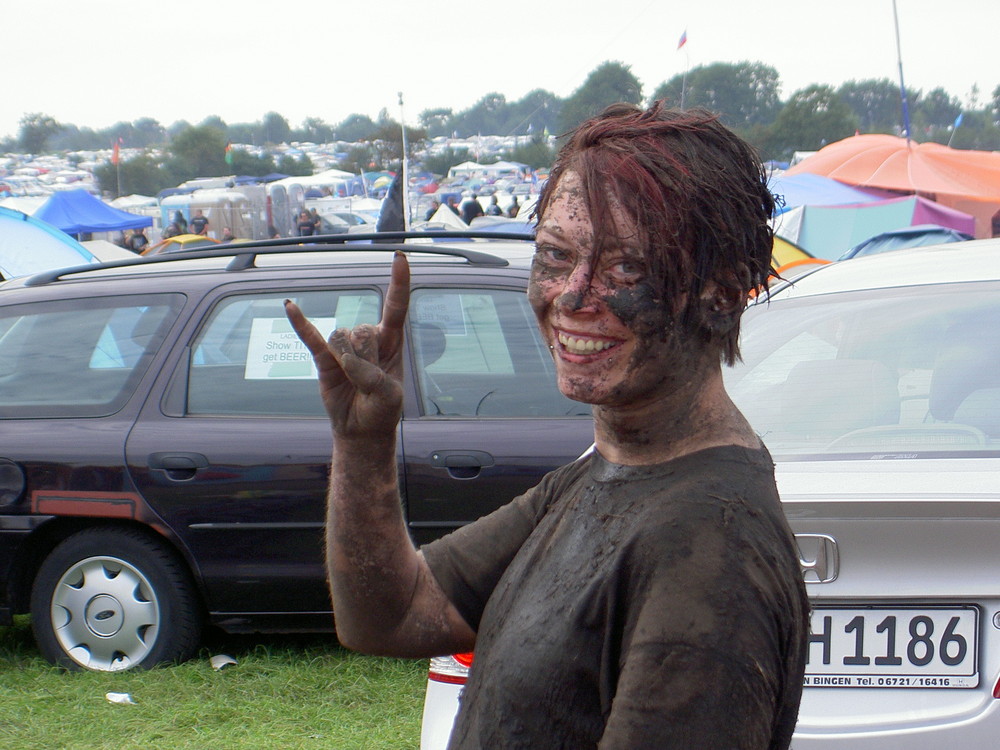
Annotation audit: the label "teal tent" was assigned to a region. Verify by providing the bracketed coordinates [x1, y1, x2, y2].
[0, 206, 98, 279]
[778, 196, 976, 260]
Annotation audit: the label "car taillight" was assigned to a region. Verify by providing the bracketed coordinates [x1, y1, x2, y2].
[993, 675, 1000, 699]
[428, 653, 474, 685]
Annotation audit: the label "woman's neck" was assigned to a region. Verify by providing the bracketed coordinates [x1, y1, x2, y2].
[591, 370, 759, 466]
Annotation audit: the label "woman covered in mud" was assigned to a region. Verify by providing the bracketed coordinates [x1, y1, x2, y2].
[285, 102, 810, 749]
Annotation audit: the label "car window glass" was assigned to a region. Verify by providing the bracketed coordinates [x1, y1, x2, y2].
[727, 284, 1000, 457]
[0, 295, 182, 418]
[410, 288, 589, 418]
[187, 289, 380, 416]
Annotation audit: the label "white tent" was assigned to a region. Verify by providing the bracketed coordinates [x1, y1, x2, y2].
[447, 161, 484, 179]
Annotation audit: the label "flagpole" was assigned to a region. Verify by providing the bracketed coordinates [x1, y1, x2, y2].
[677, 30, 689, 109]
[891, 0, 912, 145]
[398, 91, 410, 231]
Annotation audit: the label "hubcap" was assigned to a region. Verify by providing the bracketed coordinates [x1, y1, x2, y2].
[50, 556, 160, 671]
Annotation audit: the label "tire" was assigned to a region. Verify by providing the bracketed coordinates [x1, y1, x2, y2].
[30, 526, 203, 672]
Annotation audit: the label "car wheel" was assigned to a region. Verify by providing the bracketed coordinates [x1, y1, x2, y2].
[30, 526, 202, 672]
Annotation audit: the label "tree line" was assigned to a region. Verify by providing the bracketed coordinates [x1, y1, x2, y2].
[6, 60, 999, 197]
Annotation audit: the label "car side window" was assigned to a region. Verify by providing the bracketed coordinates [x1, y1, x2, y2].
[186, 289, 380, 416]
[0, 294, 182, 418]
[729, 286, 1000, 456]
[410, 288, 589, 418]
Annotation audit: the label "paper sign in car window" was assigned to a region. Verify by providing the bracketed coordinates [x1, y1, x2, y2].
[245, 317, 336, 379]
[413, 294, 467, 336]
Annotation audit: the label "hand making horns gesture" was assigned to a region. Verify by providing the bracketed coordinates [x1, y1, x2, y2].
[284, 251, 410, 438]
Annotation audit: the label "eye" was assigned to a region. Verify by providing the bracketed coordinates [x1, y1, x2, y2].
[534, 244, 572, 265]
[605, 256, 647, 284]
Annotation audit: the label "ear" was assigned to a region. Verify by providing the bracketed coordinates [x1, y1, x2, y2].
[698, 264, 751, 333]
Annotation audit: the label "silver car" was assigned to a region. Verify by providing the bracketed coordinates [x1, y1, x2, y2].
[420, 238, 1000, 748]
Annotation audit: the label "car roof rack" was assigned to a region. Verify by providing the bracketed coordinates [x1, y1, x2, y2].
[23, 230, 532, 287]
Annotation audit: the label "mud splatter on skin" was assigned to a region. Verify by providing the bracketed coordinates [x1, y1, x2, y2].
[530, 171, 729, 453]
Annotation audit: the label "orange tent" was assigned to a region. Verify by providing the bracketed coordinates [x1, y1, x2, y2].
[786, 134, 1000, 237]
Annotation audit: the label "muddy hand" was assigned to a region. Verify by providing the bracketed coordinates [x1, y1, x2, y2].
[285, 252, 411, 437]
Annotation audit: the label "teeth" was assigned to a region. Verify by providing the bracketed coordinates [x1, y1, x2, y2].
[558, 333, 615, 354]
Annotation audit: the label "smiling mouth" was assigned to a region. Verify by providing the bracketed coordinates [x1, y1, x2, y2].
[557, 332, 618, 355]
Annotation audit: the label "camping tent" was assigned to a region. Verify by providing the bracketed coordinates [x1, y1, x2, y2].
[785, 134, 1000, 237]
[0, 206, 98, 279]
[35, 189, 152, 236]
[840, 225, 974, 260]
[768, 172, 887, 214]
[776, 195, 976, 260]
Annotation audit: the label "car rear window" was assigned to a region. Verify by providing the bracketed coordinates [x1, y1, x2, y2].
[186, 289, 381, 416]
[727, 282, 1000, 458]
[0, 294, 183, 418]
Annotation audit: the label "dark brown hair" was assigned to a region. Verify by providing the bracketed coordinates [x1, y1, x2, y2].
[534, 101, 774, 364]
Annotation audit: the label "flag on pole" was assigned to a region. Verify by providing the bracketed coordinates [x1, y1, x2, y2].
[111, 138, 122, 165]
[677, 29, 687, 50]
[375, 174, 405, 232]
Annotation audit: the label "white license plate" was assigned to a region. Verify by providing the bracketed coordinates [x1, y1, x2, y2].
[804, 606, 979, 688]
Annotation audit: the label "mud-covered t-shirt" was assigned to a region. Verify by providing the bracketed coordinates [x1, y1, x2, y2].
[422, 444, 809, 750]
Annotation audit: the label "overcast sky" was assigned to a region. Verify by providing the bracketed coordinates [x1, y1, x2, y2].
[4, 0, 997, 142]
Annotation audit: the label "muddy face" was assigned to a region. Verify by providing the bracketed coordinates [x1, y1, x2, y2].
[530, 172, 708, 409]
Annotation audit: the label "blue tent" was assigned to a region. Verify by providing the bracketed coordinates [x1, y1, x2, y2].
[35, 189, 152, 235]
[0, 206, 97, 279]
[768, 173, 885, 214]
[840, 225, 974, 260]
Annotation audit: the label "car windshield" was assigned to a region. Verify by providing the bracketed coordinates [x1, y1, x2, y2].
[726, 281, 1000, 459]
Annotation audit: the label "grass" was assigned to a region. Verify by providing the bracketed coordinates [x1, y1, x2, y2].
[0, 616, 428, 749]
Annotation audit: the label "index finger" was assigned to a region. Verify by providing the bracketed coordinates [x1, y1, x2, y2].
[380, 251, 410, 334]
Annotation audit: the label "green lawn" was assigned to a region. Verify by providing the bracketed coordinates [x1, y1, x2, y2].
[0, 616, 428, 749]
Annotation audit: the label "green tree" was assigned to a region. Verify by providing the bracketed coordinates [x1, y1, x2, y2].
[336, 113, 377, 142]
[913, 87, 962, 141]
[229, 149, 277, 176]
[363, 118, 427, 172]
[943, 110, 1000, 150]
[18, 112, 61, 153]
[297, 117, 334, 143]
[651, 62, 781, 129]
[338, 144, 377, 175]
[260, 112, 291, 145]
[762, 85, 858, 160]
[992, 84, 1000, 123]
[164, 124, 229, 183]
[167, 120, 192, 139]
[506, 136, 556, 169]
[505, 89, 561, 138]
[420, 147, 472, 178]
[836, 79, 907, 134]
[95, 152, 174, 197]
[449, 93, 509, 137]
[276, 153, 314, 176]
[558, 61, 642, 134]
[419, 108, 454, 137]
[132, 117, 167, 147]
[49, 125, 106, 151]
[200, 115, 228, 133]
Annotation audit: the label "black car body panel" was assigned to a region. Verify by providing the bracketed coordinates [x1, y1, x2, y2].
[0, 237, 594, 653]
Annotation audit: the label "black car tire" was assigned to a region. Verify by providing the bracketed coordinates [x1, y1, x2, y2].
[30, 526, 202, 672]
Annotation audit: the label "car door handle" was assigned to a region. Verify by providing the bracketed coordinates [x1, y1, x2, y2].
[148, 452, 209, 481]
[429, 450, 495, 479]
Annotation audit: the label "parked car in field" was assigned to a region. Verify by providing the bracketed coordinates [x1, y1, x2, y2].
[0, 231, 594, 672]
[421, 238, 1000, 749]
